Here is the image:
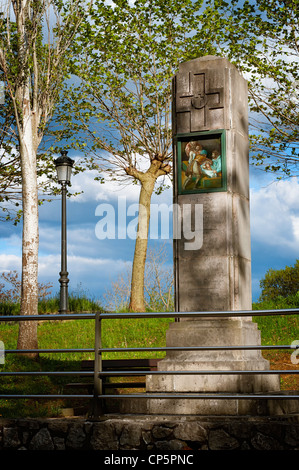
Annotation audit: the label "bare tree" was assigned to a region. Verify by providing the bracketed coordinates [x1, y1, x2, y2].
[103, 244, 174, 313]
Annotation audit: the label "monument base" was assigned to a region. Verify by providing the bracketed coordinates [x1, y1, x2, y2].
[146, 393, 299, 416]
[144, 319, 281, 415]
[104, 392, 299, 416]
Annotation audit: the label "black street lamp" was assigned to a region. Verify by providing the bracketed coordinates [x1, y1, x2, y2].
[54, 150, 74, 314]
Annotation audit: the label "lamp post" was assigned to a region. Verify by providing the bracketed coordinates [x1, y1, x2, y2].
[54, 150, 74, 314]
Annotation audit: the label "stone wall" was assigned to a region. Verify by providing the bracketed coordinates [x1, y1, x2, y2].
[1, 415, 299, 451]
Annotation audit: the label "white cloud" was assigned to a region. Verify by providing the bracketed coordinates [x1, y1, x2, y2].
[0, 253, 21, 272]
[0, 249, 131, 299]
[250, 178, 299, 252]
[69, 156, 172, 206]
[38, 253, 131, 299]
[70, 169, 142, 204]
[38, 224, 98, 258]
[38, 253, 129, 277]
[291, 215, 299, 241]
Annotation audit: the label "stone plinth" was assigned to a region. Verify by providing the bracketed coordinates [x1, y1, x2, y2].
[145, 55, 281, 414]
[146, 319, 281, 415]
[147, 319, 280, 394]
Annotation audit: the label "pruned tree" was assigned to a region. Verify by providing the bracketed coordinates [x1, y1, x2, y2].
[62, 0, 221, 312]
[0, 0, 92, 355]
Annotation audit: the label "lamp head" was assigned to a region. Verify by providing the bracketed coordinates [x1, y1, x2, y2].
[54, 150, 74, 184]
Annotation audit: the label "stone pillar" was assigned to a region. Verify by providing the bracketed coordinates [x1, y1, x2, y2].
[146, 56, 280, 415]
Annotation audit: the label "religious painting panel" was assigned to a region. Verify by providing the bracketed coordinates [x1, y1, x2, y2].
[177, 130, 226, 194]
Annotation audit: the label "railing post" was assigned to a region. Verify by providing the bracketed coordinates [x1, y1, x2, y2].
[91, 311, 104, 418]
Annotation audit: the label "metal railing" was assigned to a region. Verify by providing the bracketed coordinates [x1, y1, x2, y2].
[0, 308, 299, 418]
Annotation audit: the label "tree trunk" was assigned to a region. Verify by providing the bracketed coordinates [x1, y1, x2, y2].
[17, 109, 39, 357]
[129, 175, 156, 312]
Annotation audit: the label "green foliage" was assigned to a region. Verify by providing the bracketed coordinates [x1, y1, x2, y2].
[57, 0, 228, 311]
[68, 293, 100, 314]
[0, 273, 102, 316]
[258, 260, 299, 302]
[253, 310, 298, 346]
[0, 314, 173, 417]
[57, 0, 298, 185]
[1, 267, 298, 417]
[0, 1, 92, 222]
[59, 0, 222, 186]
[1, 306, 298, 417]
[0, 301, 19, 316]
[254, 294, 299, 312]
[0, 270, 53, 315]
[216, 0, 299, 178]
[253, 298, 299, 346]
[253, 260, 299, 346]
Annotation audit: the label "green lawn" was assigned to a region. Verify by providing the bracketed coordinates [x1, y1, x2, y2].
[253, 300, 299, 346]
[0, 315, 174, 417]
[0, 306, 298, 418]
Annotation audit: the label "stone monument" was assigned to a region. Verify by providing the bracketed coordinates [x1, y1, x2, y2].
[146, 56, 281, 415]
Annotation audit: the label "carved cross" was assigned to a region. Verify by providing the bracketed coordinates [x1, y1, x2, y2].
[175, 70, 225, 130]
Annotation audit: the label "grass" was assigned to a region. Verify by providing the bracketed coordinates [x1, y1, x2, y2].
[0, 313, 174, 418]
[252, 299, 299, 346]
[0, 292, 101, 316]
[0, 296, 298, 418]
[252, 300, 299, 392]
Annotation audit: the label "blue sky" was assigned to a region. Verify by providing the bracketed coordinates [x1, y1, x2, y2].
[1, 155, 299, 306]
[250, 169, 299, 300]
[1, 3, 298, 309]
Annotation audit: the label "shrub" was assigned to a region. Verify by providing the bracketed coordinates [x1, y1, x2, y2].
[259, 260, 299, 302]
